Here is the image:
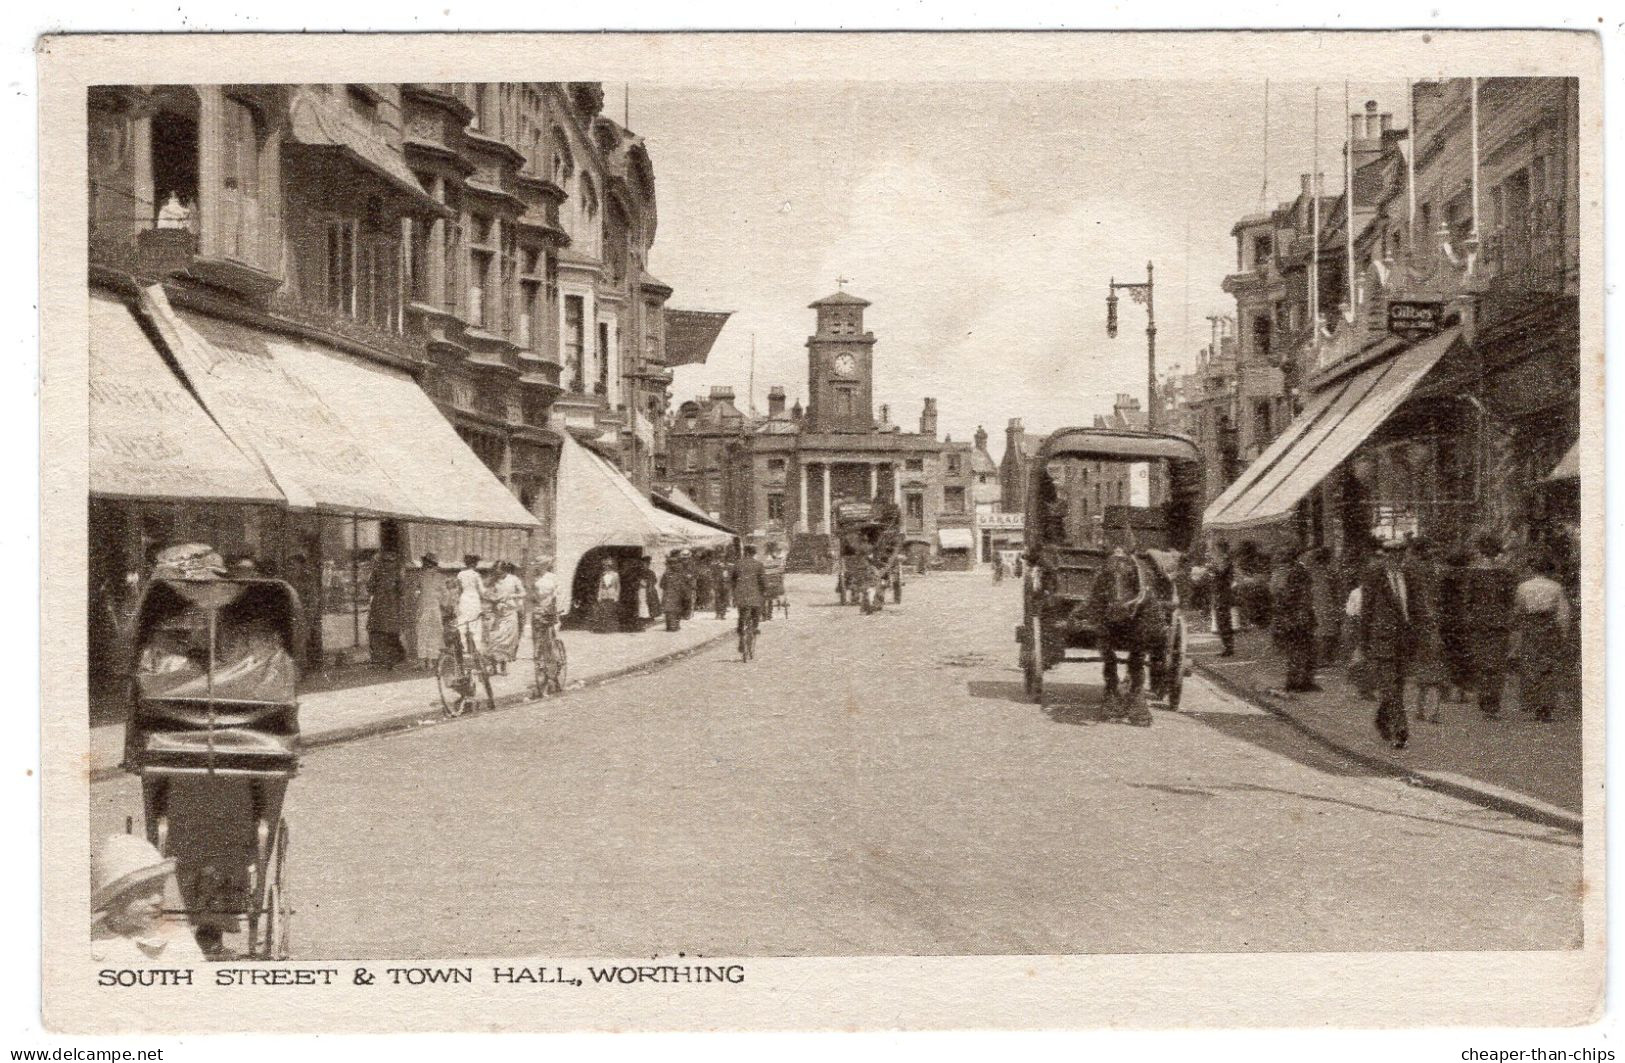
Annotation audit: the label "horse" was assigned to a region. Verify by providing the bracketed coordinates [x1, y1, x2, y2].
[1089, 549, 1173, 724]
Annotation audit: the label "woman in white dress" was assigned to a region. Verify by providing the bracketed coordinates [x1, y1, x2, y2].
[454, 554, 488, 654]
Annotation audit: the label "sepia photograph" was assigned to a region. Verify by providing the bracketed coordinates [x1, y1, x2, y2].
[36, 28, 1605, 1033]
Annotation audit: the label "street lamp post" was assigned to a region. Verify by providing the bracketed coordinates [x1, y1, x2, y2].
[1106, 261, 1158, 431]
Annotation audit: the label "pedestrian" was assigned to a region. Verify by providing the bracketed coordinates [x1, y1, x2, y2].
[1437, 548, 1473, 702]
[454, 554, 489, 654]
[1307, 547, 1342, 669]
[365, 549, 406, 669]
[890, 550, 903, 604]
[1404, 539, 1451, 725]
[1343, 580, 1376, 700]
[993, 555, 1005, 583]
[1272, 545, 1318, 693]
[91, 834, 205, 965]
[679, 551, 697, 621]
[592, 559, 622, 634]
[621, 553, 653, 631]
[711, 551, 732, 620]
[693, 550, 715, 613]
[633, 552, 659, 627]
[730, 544, 771, 656]
[1511, 550, 1573, 722]
[1360, 538, 1415, 749]
[405, 553, 446, 670]
[1210, 539, 1236, 657]
[486, 561, 526, 675]
[1460, 530, 1518, 719]
[529, 557, 564, 684]
[659, 552, 685, 632]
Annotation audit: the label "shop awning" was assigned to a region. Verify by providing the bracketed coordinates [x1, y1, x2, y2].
[664, 308, 732, 366]
[651, 488, 737, 537]
[1548, 442, 1580, 481]
[287, 89, 446, 216]
[552, 429, 681, 610]
[1204, 327, 1461, 530]
[139, 286, 538, 530]
[938, 527, 975, 550]
[90, 293, 284, 505]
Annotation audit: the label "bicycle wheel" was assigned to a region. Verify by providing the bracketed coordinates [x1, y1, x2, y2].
[550, 638, 568, 693]
[436, 652, 472, 717]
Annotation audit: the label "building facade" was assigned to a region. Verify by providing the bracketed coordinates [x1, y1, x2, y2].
[1203, 79, 1580, 575]
[87, 81, 695, 674]
[661, 290, 977, 568]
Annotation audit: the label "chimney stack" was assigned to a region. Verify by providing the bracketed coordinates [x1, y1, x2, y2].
[920, 397, 939, 438]
[878, 403, 891, 425]
[767, 386, 786, 417]
[708, 385, 735, 402]
[974, 425, 988, 453]
[1006, 417, 1024, 458]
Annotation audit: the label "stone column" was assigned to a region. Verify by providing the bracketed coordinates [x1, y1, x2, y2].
[893, 462, 902, 505]
[798, 460, 809, 533]
[868, 462, 878, 500]
[820, 462, 832, 535]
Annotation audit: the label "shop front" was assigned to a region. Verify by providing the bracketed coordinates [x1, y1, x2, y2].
[96, 285, 541, 675]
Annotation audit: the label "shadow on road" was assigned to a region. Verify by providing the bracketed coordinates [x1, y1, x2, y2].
[1183, 710, 1371, 778]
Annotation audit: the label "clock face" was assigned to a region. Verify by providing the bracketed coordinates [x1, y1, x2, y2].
[832, 353, 857, 377]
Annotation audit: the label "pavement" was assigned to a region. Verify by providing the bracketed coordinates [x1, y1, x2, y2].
[91, 570, 1581, 959]
[1189, 627, 1582, 831]
[90, 610, 737, 781]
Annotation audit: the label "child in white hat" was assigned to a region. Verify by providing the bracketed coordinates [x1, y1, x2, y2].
[91, 834, 204, 964]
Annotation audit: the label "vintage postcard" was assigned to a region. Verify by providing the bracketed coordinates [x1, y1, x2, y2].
[38, 29, 1604, 1032]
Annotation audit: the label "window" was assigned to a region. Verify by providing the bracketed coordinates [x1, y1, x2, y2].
[519, 278, 540, 348]
[905, 458, 924, 473]
[1253, 315, 1272, 359]
[943, 486, 966, 513]
[767, 494, 785, 522]
[1253, 233, 1271, 267]
[946, 454, 962, 475]
[325, 220, 357, 315]
[684, 447, 698, 473]
[219, 95, 266, 265]
[834, 387, 856, 417]
[905, 493, 924, 522]
[766, 457, 786, 476]
[468, 213, 495, 328]
[596, 321, 611, 395]
[564, 296, 585, 390]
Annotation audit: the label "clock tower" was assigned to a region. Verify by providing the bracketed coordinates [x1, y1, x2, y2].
[805, 288, 877, 433]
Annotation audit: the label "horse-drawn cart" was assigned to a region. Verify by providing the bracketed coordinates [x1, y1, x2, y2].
[1015, 429, 1202, 723]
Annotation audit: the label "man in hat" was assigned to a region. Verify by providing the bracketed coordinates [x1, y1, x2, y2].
[731, 544, 771, 656]
[660, 552, 685, 632]
[1360, 537, 1417, 749]
[1460, 530, 1518, 718]
[1272, 544, 1320, 693]
[91, 834, 205, 964]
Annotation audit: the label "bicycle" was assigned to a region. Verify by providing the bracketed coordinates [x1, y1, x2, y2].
[738, 605, 761, 663]
[530, 614, 568, 697]
[435, 617, 496, 718]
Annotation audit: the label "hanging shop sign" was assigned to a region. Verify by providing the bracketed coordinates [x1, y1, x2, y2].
[1387, 300, 1445, 342]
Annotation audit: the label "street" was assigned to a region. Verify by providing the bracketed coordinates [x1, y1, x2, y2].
[92, 572, 1581, 959]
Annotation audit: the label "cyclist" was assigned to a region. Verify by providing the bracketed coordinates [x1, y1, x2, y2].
[730, 544, 772, 658]
[530, 557, 564, 688]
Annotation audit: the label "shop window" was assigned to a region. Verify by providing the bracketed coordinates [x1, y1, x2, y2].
[325, 219, 357, 316]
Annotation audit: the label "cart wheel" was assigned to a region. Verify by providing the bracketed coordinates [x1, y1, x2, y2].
[1166, 614, 1186, 711]
[436, 653, 471, 717]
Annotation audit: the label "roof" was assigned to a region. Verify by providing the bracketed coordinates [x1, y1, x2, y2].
[1035, 428, 1201, 465]
[809, 290, 871, 309]
[971, 447, 998, 475]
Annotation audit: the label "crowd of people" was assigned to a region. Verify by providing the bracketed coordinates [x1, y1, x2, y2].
[1190, 530, 1579, 750]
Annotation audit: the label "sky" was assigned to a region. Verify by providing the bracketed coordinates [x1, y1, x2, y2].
[631, 79, 1403, 458]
